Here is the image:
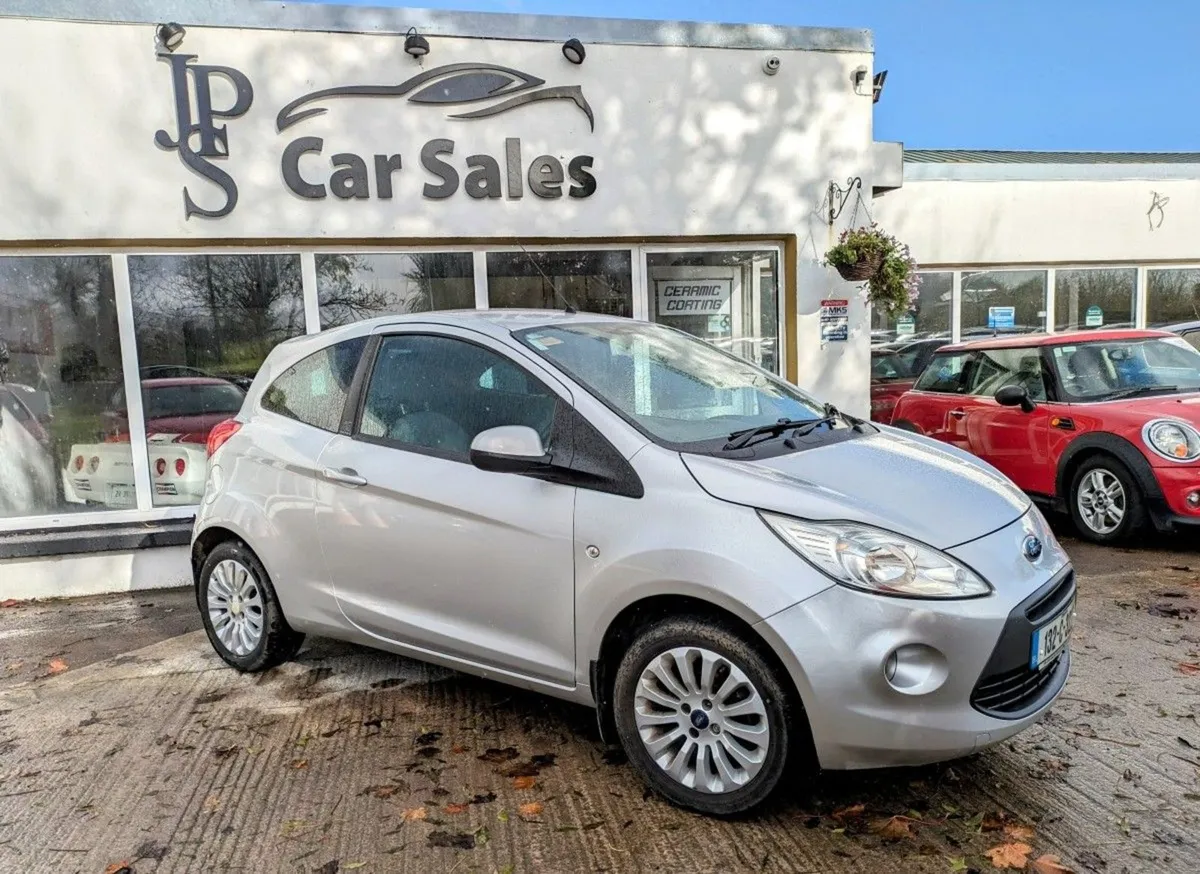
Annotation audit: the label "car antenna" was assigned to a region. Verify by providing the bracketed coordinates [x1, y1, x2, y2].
[516, 241, 577, 314]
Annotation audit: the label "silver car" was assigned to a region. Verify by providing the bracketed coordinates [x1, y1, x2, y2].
[192, 311, 1074, 815]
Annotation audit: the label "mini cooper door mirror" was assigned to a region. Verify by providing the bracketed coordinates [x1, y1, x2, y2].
[994, 384, 1036, 413]
[469, 425, 552, 474]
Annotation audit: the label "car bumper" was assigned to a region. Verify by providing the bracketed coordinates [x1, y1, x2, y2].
[1149, 463, 1200, 527]
[757, 513, 1073, 771]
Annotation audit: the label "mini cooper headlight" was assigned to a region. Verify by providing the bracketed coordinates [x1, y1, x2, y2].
[760, 513, 992, 599]
[1143, 419, 1200, 462]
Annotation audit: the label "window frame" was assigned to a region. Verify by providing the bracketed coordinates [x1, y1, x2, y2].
[347, 328, 574, 465]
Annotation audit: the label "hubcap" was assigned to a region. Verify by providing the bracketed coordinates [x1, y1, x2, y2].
[633, 646, 771, 794]
[1077, 468, 1126, 535]
[207, 559, 265, 657]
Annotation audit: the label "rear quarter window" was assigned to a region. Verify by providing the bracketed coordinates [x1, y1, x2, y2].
[262, 337, 366, 432]
[914, 352, 971, 393]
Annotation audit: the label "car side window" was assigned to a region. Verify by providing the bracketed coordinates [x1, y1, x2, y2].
[1184, 331, 1200, 352]
[261, 336, 366, 432]
[359, 334, 560, 459]
[966, 348, 1048, 401]
[914, 353, 972, 394]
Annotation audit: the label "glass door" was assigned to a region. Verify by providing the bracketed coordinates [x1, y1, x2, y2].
[644, 248, 781, 374]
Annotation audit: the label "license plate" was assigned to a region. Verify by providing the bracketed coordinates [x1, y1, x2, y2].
[1030, 599, 1074, 670]
[106, 483, 135, 506]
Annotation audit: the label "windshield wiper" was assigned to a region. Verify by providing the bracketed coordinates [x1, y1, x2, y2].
[822, 403, 866, 433]
[1100, 384, 1180, 401]
[724, 418, 820, 451]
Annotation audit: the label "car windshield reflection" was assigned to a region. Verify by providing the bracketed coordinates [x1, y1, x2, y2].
[1050, 336, 1200, 400]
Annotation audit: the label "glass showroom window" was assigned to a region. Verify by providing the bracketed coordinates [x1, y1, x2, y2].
[1146, 268, 1200, 327]
[0, 256, 126, 520]
[871, 271, 952, 347]
[646, 250, 780, 374]
[128, 254, 305, 507]
[960, 270, 1047, 337]
[316, 252, 475, 327]
[1055, 268, 1136, 331]
[486, 250, 633, 317]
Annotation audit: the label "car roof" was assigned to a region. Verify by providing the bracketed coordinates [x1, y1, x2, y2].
[935, 328, 1174, 353]
[1162, 319, 1200, 332]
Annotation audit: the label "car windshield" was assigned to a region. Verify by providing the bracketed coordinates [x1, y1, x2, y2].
[1050, 336, 1200, 400]
[515, 321, 828, 448]
[871, 350, 910, 380]
[144, 383, 245, 419]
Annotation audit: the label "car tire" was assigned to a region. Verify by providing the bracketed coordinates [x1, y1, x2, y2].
[1068, 455, 1145, 544]
[612, 616, 800, 816]
[198, 540, 304, 672]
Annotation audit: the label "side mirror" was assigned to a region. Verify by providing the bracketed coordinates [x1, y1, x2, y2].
[469, 425, 552, 475]
[995, 384, 1036, 413]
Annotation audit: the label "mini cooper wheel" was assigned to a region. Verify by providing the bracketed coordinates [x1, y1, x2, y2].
[1069, 456, 1144, 544]
[613, 617, 798, 816]
[198, 540, 304, 672]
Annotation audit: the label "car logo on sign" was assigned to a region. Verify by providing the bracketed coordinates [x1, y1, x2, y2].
[1022, 535, 1043, 562]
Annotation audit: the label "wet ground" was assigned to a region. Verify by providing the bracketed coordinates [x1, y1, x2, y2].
[0, 532, 1198, 874]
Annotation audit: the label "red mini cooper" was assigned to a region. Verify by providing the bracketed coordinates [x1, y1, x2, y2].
[891, 329, 1200, 544]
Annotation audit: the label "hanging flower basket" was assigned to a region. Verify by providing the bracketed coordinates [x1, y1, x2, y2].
[824, 224, 922, 319]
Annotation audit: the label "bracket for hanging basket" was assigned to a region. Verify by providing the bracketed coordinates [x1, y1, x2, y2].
[827, 176, 862, 225]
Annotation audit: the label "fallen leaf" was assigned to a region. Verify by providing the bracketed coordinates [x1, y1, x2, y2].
[0, 599, 21, 608]
[518, 802, 544, 818]
[292, 759, 308, 769]
[512, 776, 537, 790]
[401, 807, 428, 822]
[363, 784, 399, 799]
[280, 819, 308, 835]
[832, 803, 866, 821]
[103, 863, 133, 874]
[1178, 663, 1200, 676]
[474, 825, 490, 846]
[426, 829, 475, 850]
[5, 661, 23, 671]
[949, 859, 968, 872]
[48, 658, 68, 675]
[478, 746, 520, 764]
[444, 802, 470, 815]
[1003, 823, 1036, 841]
[1030, 854, 1075, 874]
[203, 794, 221, 812]
[497, 808, 509, 822]
[873, 815, 915, 840]
[985, 842, 1032, 869]
[451, 743, 468, 754]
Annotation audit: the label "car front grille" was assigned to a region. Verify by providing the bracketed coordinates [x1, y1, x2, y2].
[970, 567, 1074, 720]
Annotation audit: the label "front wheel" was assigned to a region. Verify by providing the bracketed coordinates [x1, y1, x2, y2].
[612, 617, 801, 816]
[198, 540, 304, 672]
[1068, 456, 1145, 544]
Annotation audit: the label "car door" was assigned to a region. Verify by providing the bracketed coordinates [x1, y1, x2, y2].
[903, 350, 977, 450]
[962, 346, 1056, 494]
[314, 326, 578, 687]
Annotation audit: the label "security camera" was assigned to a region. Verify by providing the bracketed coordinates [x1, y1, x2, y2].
[763, 56, 781, 76]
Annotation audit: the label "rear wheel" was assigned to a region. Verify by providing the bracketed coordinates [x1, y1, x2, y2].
[1068, 456, 1144, 544]
[612, 617, 801, 816]
[198, 540, 304, 672]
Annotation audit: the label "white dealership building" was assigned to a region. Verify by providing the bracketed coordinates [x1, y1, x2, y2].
[1, 2, 1197, 599]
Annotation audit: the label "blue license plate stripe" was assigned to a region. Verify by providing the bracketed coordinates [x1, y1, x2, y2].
[1029, 629, 1042, 669]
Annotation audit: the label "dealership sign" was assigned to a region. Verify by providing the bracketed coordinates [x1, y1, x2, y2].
[156, 55, 597, 219]
[655, 279, 732, 314]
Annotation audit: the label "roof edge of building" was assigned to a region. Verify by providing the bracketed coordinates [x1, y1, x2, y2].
[0, 0, 875, 52]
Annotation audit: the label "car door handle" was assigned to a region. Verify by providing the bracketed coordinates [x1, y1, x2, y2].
[322, 467, 368, 487]
[948, 409, 967, 419]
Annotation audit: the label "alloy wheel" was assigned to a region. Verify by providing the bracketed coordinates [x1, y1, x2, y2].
[1076, 468, 1126, 535]
[633, 646, 771, 794]
[206, 559, 265, 656]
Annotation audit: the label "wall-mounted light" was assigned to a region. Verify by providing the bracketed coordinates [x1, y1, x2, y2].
[156, 22, 186, 52]
[873, 70, 888, 104]
[562, 38, 586, 65]
[404, 27, 430, 59]
[851, 65, 868, 91]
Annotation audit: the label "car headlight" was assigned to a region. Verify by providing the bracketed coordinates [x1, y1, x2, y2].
[1143, 419, 1200, 462]
[760, 512, 992, 599]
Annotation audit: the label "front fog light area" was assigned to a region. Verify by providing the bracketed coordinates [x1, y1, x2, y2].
[883, 644, 948, 695]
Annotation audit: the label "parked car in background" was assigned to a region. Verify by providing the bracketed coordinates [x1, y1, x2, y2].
[869, 338, 948, 423]
[192, 311, 1073, 816]
[1164, 320, 1200, 351]
[891, 329, 1200, 544]
[64, 377, 245, 507]
[140, 364, 254, 391]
